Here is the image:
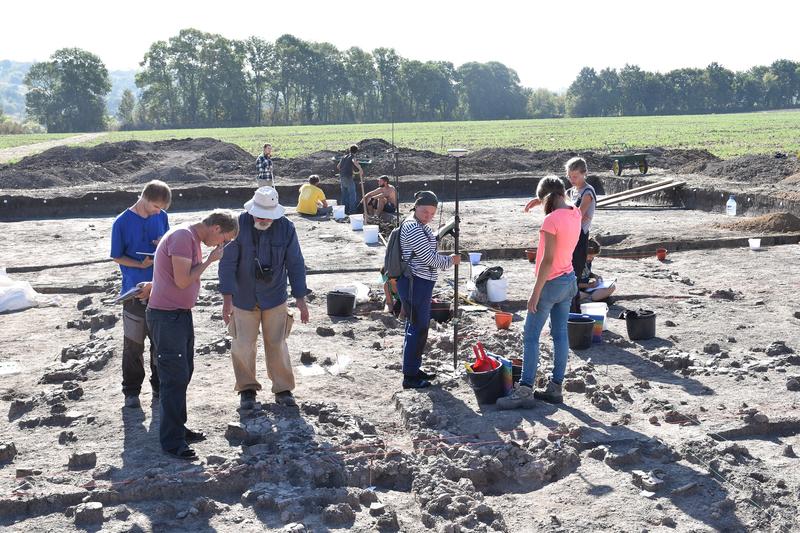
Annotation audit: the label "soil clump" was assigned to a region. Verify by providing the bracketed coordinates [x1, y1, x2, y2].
[716, 212, 800, 233]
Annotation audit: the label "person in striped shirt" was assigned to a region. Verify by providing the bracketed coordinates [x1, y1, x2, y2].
[397, 191, 461, 389]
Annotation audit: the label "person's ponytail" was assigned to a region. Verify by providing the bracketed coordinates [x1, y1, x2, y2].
[536, 176, 566, 214]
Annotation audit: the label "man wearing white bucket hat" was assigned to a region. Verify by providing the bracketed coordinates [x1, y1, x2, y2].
[218, 186, 309, 409]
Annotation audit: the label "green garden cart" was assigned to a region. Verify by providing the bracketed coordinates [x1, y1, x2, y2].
[605, 143, 649, 176]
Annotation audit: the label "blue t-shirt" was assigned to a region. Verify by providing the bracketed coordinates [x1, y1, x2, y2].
[110, 209, 170, 294]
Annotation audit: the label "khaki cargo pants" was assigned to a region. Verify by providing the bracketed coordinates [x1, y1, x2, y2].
[228, 302, 295, 394]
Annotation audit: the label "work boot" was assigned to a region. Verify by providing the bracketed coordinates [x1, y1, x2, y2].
[417, 369, 437, 381]
[239, 390, 257, 410]
[402, 376, 431, 389]
[534, 379, 563, 404]
[124, 395, 141, 409]
[496, 383, 535, 410]
[275, 391, 297, 407]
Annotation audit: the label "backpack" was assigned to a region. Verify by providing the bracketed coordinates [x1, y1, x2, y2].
[383, 220, 412, 279]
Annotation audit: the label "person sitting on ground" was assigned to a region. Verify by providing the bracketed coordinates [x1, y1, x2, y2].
[296, 175, 332, 216]
[218, 187, 310, 411]
[362, 175, 397, 218]
[256, 143, 274, 188]
[578, 238, 616, 303]
[397, 191, 460, 389]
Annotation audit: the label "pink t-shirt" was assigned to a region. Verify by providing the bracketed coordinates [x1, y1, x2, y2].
[148, 225, 202, 310]
[535, 207, 582, 280]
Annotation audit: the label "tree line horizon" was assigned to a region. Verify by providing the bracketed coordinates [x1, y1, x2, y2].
[16, 28, 800, 133]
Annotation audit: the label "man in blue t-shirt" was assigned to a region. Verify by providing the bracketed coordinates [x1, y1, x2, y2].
[110, 180, 171, 408]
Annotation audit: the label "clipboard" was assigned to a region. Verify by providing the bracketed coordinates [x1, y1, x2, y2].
[114, 286, 143, 303]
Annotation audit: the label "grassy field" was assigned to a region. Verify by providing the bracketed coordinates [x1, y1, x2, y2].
[0, 133, 75, 150]
[3, 110, 800, 159]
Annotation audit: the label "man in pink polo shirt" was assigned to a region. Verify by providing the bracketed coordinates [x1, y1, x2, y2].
[144, 210, 239, 460]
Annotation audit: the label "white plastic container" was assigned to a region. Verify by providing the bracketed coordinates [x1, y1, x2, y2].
[350, 214, 364, 230]
[486, 278, 508, 302]
[726, 195, 737, 216]
[468, 252, 482, 265]
[333, 205, 346, 220]
[581, 302, 609, 331]
[748, 238, 761, 251]
[327, 199, 337, 206]
[363, 225, 379, 244]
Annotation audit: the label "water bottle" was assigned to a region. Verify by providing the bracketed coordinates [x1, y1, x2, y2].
[725, 195, 737, 217]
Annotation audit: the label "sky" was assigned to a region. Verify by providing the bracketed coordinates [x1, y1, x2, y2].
[2, 0, 797, 91]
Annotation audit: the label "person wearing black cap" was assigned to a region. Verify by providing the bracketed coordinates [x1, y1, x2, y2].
[397, 191, 461, 389]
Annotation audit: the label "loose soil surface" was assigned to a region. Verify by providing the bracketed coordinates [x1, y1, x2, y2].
[0, 133, 107, 165]
[2, 198, 800, 532]
[1, 137, 799, 531]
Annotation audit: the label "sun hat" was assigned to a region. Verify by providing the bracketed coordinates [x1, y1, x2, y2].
[244, 186, 286, 219]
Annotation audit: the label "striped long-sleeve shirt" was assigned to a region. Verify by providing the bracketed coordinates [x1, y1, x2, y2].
[399, 217, 453, 282]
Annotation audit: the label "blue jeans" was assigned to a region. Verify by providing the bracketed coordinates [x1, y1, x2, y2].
[397, 276, 435, 376]
[340, 177, 357, 215]
[520, 272, 577, 387]
[146, 308, 195, 452]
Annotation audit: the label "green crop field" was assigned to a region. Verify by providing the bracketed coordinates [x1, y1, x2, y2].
[0, 133, 74, 150]
[3, 110, 800, 159]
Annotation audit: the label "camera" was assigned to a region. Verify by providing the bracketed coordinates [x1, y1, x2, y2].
[254, 258, 273, 284]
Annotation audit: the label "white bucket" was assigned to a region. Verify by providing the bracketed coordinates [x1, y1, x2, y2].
[468, 252, 482, 265]
[581, 302, 609, 331]
[350, 214, 364, 230]
[486, 278, 508, 302]
[333, 205, 346, 220]
[363, 225, 379, 244]
[748, 238, 761, 251]
[327, 199, 337, 206]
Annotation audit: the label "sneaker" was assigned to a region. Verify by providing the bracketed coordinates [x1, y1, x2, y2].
[417, 369, 437, 381]
[275, 391, 297, 407]
[239, 390, 257, 410]
[124, 395, 141, 409]
[534, 379, 563, 404]
[402, 376, 431, 389]
[496, 384, 536, 410]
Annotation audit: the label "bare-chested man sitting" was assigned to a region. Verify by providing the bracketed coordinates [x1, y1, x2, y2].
[363, 175, 397, 217]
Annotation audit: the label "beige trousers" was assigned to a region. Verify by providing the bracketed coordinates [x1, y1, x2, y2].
[229, 303, 295, 394]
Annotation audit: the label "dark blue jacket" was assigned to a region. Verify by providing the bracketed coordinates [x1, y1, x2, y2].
[218, 212, 307, 311]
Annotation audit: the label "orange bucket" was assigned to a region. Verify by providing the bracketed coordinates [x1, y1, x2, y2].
[656, 248, 667, 261]
[525, 248, 537, 263]
[495, 311, 512, 329]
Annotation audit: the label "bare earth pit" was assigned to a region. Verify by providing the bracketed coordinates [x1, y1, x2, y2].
[1, 139, 800, 531]
[1, 193, 800, 532]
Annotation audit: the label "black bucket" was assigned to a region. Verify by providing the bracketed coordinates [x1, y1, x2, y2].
[326, 291, 355, 317]
[623, 309, 656, 340]
[567, 314, 594, 350]
[511, 358, 523, 384]
[430, 300, 452, 323]
[467, 362, 506, 404]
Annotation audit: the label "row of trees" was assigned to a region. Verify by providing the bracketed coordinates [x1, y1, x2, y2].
[19, 29, 800, 132]
[565, 61, 800, 117]
[124, 29, 528, 129]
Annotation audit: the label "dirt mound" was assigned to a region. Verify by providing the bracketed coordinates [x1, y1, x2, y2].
[683, 153, 798, 184]
[646, 148, 720, 172]
[0, 135, 764, 191]
[781, 171, 800, 185]
[0, 138, 253, 190]
[716, 212, 800, 233]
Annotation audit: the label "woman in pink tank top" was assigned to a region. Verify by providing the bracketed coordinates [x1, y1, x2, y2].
[498, 176, 581, 410]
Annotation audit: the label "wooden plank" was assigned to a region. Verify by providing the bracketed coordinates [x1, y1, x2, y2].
[596, 181, 686, 208]
[598, 178, 674, 203]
